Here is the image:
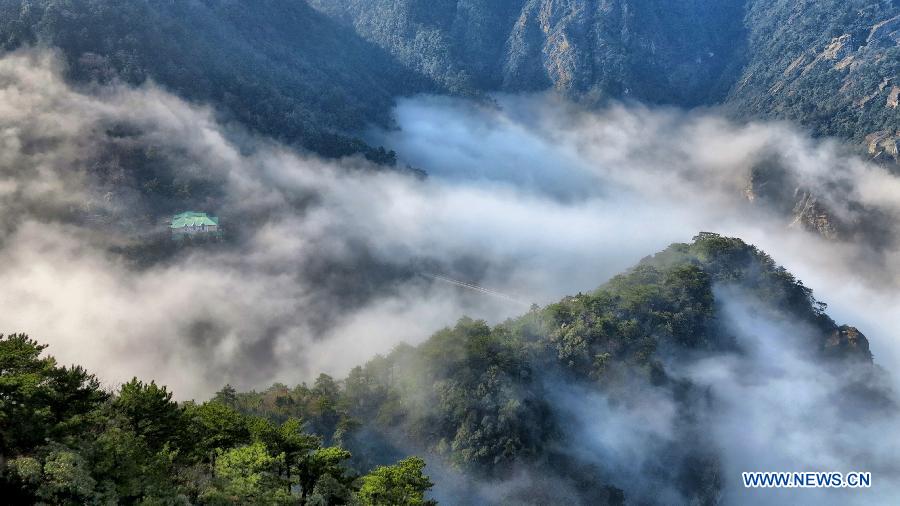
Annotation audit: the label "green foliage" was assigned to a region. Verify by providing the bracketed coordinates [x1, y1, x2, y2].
[87, 422, 177, 502]
[0, 0, 888, 170]
[180, 401, 251, 464]
[202, 442, 291, 505]
[0, 334, 435, 504]
[213, 384, 238, 408]
[310, 0, 747, 106]
[297, 446, 355, 502]
[358, 457, 436, 506]
[38, 448, 97, 503]
[214, 379, 352, 446]
[317, 233, 857, 498]
[0, 333, 107, 455]
[115, 378, 182, 452]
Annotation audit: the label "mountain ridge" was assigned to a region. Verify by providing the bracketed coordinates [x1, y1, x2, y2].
[0, 0, 894, 160]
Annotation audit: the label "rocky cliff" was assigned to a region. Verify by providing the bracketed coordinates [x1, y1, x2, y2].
[742, 156, 896, 244]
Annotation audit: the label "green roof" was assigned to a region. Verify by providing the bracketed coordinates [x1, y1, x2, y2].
[170, 211, 219, 229]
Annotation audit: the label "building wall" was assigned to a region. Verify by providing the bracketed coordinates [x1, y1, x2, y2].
[172, 225, 220, 236]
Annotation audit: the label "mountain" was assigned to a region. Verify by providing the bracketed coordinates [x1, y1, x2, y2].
[742, 154, 897, 246]
[1, 1, 893, 160]
[224, 233, 884, 504]
[0, 0, 432, 159]
[310, 0, 899, 158]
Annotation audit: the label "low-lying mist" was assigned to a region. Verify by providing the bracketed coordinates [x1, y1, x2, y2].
[1, 48, 899, 503]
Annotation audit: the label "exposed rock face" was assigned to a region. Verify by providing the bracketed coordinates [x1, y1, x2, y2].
[825, 325, 873, 362]
[867, 13, 900, 46]
[789, 191, 841, 240]
[743, 160, 851, 241]
[801, 33, 854, 75]
[743, 160, 843, 239]
[308, 0, 527, 92]
[506, 0, 747, 105]
[888, 85, 900, 108]
[742, 152, 898, 246]
[743, 160, 797, 211]
[867, 130, 900, 164]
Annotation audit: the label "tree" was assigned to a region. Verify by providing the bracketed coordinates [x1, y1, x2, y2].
[278, 417, 319, 494]
[12, 448, 98, 504]
[180, 402, 251, 464]
[213, 384, 238, 408]
[297, 446, 354, 502]
[202, 442, 290, 505]
[357, 457, 436, 506]
[114, 378, 182, 452]
[0, 333, 106, 455]
[0, 335, 436, 504]
[307, 473, 357, 506]
[87, 421, 179, 502]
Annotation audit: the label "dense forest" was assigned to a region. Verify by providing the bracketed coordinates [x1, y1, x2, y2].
[0, 334, 436, 505]
[3, 234, 885, 504]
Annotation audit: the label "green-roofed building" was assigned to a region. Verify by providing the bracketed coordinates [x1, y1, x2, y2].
[170, 211, 220, 238]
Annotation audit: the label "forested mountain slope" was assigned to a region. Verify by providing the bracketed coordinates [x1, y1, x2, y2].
[733, 0, 899, 160]
[0, 0, 431, 159]
[0, 1, 894, 159]
[312, 0, 899, 157]
[219, 234, 885, 504]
